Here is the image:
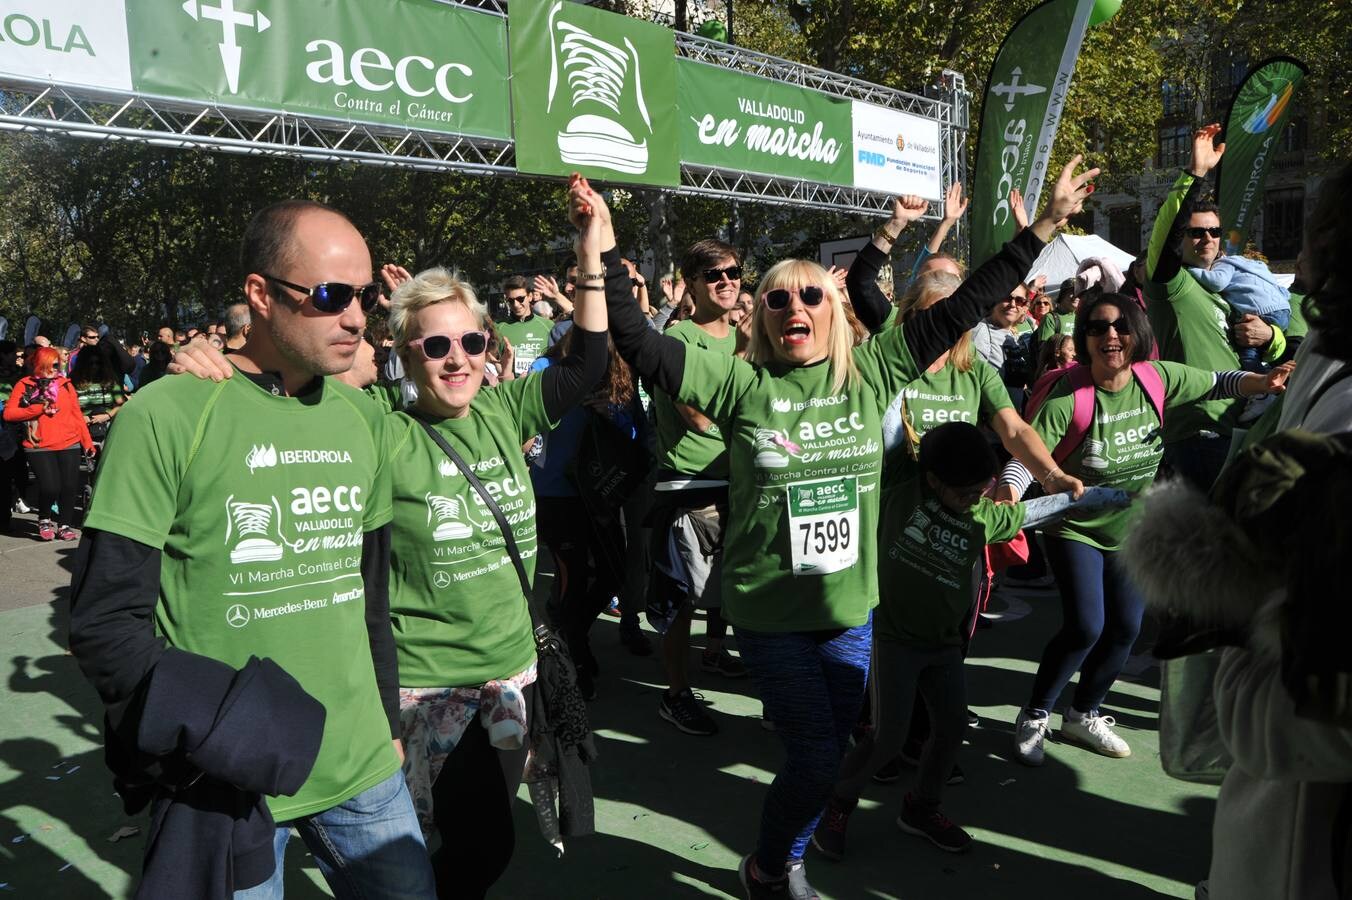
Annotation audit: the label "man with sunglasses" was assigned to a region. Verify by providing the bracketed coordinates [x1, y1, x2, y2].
[498, 274, 553, 378]
[1144, 123, 1292, 490]
[69, 199, 435, 898]
[647, 239, 749, 736]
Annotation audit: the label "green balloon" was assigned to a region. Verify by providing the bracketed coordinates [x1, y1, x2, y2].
[698, 20, 728, 42]
[1090, 0, 1121, 26]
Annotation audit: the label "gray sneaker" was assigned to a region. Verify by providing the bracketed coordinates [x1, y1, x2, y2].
[738, 855, 820, 899]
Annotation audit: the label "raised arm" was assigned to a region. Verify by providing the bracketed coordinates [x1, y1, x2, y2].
[847, 195, 929, 333]
[1148, 124, 1224, 284]
[903, 155, 1098, 371]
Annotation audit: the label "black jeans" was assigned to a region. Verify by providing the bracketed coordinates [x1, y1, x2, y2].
[26, 446, 80, 527]
[429, 682, 532, 900]
[538, 496, 625, 673]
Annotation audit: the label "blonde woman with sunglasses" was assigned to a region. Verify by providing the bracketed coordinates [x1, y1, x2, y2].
[584, 158, 1098, 898]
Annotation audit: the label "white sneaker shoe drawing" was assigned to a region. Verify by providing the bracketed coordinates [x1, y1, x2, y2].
[1060, 708, 1131, 758]
[226, 497, 285, 564]
[426, 494, 474, 541]
[753, 428, 792, 469]
[548, 3, 652, 174]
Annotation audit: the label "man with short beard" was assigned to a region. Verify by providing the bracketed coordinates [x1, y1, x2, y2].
[68, 200, 434, 898]
[648, 239, 750, 737]
[1145, 123, 1290, 490]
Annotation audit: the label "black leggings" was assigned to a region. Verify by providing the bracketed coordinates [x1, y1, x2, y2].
[26, 446, 80, 527]
[429, 682, 533, 900]
[537, 496, 625, 673]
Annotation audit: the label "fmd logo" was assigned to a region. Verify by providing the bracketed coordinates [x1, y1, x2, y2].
[857, 150, 886, 167]
[181, 0, 272, 94]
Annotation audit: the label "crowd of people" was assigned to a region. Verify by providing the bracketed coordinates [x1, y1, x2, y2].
[1, 124, 1346, 900]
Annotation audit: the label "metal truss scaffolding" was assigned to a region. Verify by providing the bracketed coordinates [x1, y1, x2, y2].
[0, 2, 968, 219]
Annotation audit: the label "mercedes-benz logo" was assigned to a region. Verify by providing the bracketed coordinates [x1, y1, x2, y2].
[226, 604, 250, 628]
[433, 571, 451, 589]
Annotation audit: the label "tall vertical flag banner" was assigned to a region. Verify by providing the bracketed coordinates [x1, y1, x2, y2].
[969, 0, 1095, 266]
[509, 0, 679, 187]
[1217, 57, 1308, 255]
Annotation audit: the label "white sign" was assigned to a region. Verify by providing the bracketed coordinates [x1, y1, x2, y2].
[0, 2, 132, 91]
[850, 101, 942, 200]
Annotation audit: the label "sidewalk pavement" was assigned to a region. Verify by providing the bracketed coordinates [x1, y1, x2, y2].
[0, 519, 1216, 899]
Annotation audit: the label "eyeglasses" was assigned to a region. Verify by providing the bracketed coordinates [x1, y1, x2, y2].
[506, 294, 530, 304]
[409, 331, 489, 359]
[263, 274, 381, 313]
[1001, 295, 1029, 307]
[1186, 226, 1223, 239]
[702, 265, 743, 283]
[764, 285, 825, 310]
[1084, 318, 1132, 337]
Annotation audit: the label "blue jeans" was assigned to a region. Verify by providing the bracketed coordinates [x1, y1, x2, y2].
[234, 769, 435, 900]
[1234, 308, 1291, 372]
[1027, 536, 1146, 715]
[735, 618, 872, 876]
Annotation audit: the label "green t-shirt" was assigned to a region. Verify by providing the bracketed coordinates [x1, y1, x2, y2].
[497, 316, 554, 378]
[74, 381, 127, 418]
[876, 466, 1024, 647]
[1028, 360, 1217, 550]
[84, 374, 398, 821]
[385, 375, 553, 688]
[1034, 310, 1076, 346]
[896, 358, 1011, 455]
[672, 322, 922, 632]
[1013, 318, 1035, 337]
[652, 319, 736, 480]
[1145, 172, 1287, 441]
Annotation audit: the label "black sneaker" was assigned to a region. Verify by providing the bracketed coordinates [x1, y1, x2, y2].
[967, 709, 980, 728]
[809, 798, 855, 861]
[738, 855, 820, 899]
[896, 794, 972, 853]
[946, 762, 965, 786]
[659, 688, 718, 736]
[871, 757, 904, 784]
[619, 624, 653, 657]
[701, 647, 748, 677]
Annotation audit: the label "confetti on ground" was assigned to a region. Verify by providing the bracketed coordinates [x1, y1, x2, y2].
[107, 826, 141, 843]
[10, 834, 27, 844]
[45, 776, 60, 781]
[65, 766, 80, 775]
[690, 842, 709, 851]
[999, 778, 1016, 786]
[59, 863, 72, 872]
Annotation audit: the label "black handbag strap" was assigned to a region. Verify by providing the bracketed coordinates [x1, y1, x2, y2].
[412, 416, 545, 635]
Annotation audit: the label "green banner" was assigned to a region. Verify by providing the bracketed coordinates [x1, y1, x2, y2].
[509, 0, 678, 187]
[969, 0, 1094, 266]
[127, 0, 512, 140]
[1218, 57, 1308, 255]
[676, 60, 853, 187]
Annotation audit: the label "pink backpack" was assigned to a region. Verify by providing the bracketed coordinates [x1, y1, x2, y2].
[1024, 362, 1165, 463]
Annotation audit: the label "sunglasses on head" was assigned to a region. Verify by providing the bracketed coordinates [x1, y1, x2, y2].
[264, 275, 381, 313]
[409, 331, 489, 359]
[1084, 318, 1132, 337]
[763, 285, 825, 310]
[702, 265, 742, 283]
[1187, 226, 1223, 239]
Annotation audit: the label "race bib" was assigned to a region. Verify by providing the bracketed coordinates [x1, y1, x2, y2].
[786, 475, 859, 575]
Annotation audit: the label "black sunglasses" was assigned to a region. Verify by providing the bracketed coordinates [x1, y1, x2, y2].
[263, 274, 381, 313]
[1186, 226, 1223, 239]
[410, 331, 489, 359]
[506, 293, 530, 304]
[1084, 318, 1132, 337]
[764, 285, 825, 310]
[702, 265, 743, 283]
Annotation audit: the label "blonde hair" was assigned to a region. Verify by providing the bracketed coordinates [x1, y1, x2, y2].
[745, 258, 858, 395]
[389, 267, 488, 354]
[894, 271, 975, 372]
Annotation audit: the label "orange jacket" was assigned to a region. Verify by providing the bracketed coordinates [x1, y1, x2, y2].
[4, 376, 94, 451]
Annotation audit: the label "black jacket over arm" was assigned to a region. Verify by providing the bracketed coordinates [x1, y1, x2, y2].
[845, 229, 1045, 363]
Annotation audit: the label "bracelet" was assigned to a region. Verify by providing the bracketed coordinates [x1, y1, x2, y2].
[1040, 466, 1064, 484]
[874, 224, 901, 244]
[576, 270, 605, 281]
[574, 285, 605, 293]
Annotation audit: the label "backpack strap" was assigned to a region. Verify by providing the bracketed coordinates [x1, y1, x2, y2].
[1131, 361, 1167, 425]
[1050, 365, 1098, 463]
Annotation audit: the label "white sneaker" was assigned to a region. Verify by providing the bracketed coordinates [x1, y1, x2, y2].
[13, 498, 31, 514]
[1013, 709, 1049, 766]
[1060, 708, 1131, 758]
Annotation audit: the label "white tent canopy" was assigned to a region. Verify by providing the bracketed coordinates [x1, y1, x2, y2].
[1026, 233, 1137, 296]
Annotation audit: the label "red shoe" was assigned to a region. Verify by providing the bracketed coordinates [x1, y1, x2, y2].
[56, 526, 78, 541]
[38, 520, 56, 541]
